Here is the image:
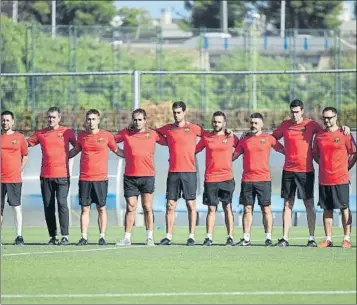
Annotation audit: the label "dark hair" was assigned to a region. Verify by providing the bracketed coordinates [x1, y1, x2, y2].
[86, 109, 100, 117]
[290, 99, 304, 110]
[132, 108, 147, 120]
[1, 110, 14, 119]
[250, 112, 264, 121]
[172, 101, 186, 112]
[322, 107, 338, 115]
[47, 106, 61, 115]
[212, 111, 227, 121]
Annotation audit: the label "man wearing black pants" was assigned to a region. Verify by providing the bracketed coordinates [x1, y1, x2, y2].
[28, 107, 76, 245]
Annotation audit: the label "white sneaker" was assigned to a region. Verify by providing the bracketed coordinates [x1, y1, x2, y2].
[116, 238, 131, 246]
[146, 238, 155, 246]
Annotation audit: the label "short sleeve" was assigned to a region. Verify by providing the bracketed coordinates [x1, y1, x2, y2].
[27, 132, 39, 146]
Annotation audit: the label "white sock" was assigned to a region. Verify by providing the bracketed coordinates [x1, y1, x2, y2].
[206, 233, 213, 240]
[166, 233, 172, 240]
[326, 235, 332, 241]
[283, 235, 289, 241]
[265, 233, 272, 240]
[227, 235, 233, 239]
[188, 233, 195, 240]
[343, 235, 350, 241]
[146, 230, 153, 240]
[308, 235, 315, 241]
[62, 235, 69, 240]
[124, 232, 132, 240]
[12, 206, 22, 236]
[81, 232, 88, 240]
[99, 233, 105, 239]
[243, 233, 250, 241]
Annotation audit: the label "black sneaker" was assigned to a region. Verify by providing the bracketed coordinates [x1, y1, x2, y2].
[98, 237, 107, 246]
[225, 236, 234, 246]
[202, 238, 212, 246]
[265, 239, 273, 247]
[186, 238, 195, 246]
[76, 238, 88, 246]
[306, 239, 317, 247]
[59, 237, 69, 246]
[48, 237, 59, 245]
[159, 237, 172, 246]
[14, 236, 24, 246]
[233, 238, 251, 247]
[275, 238, 289, 247]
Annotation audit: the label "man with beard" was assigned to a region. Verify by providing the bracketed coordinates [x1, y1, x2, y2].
[233, 113, 284, 247]
[195, 111, 239, 246]
[312, 107, 356, 248]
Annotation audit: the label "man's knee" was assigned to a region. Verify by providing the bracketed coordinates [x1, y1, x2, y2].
[244, 205, 253, 214]
[186, 200, 196, 212]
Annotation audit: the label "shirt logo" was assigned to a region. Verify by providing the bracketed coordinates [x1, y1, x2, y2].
[333, 137, 340, 143]
[97, 137, 104, 143]
[12, 140, 18, 145]
[145, 132, 151, 138]
[184, 127, 190, 133]
[222, 139, 228, 144]
[260, 139, 266, 144]
[58, 133, 63, 138]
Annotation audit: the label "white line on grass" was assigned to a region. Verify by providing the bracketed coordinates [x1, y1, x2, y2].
[2, 290, 356, 298]
[2, 234, 356, 257]
[2, 246, 147, 257]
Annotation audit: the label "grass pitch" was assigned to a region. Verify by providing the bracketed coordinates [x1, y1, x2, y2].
[1, 226, 356, 304]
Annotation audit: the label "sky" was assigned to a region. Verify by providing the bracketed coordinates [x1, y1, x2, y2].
[115, 1, 355, 20]
[115, 1, 189, 18]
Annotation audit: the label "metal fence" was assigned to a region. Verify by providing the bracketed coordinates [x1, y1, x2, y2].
[1, 69, 356, 132]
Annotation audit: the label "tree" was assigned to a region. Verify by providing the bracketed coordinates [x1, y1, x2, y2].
[0, 0, 116, 25]
[254, 1, 343, 30]
[116, 7, 152, 28]
[184, 0, 247, 28]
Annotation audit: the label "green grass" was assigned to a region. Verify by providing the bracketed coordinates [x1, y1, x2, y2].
[1, 226, 356, 304]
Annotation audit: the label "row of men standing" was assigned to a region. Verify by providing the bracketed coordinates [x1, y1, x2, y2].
[1, 100, 356, 247]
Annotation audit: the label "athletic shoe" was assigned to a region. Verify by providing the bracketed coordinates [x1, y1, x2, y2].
[48, 237, 59, 245]
[59, 237, 69, 246]
[186, 238, 195, 246]
[342, 240, 351, 248]
[14, 236, 24, 246]
[146, 238, 155, 246]
[233, 238, 251, 247]
[317, 240, 333, 248]
[264, 239, 273, 247]
[202, 238, 212, 246]
[159, 238, 172, 246]
[275, 238, 289, 247]
[98, 237, 108, 246]
[225, 236, 234, 246]
[76, 238, 88, 246]
[306, 240, 317, 247]
[116, 238, 131, 246]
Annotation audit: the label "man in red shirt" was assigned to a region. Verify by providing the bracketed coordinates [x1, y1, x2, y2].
[233, 113, 284, 247]
[1, 110, 28, 245]
[313, 107, 356, 248]
[69, 109, 122, 246]
[195, 111, 238, 246]
[115, 108, 167, 246]
[28, 107, 76, 245]
[156, 101, 204, 246]
[273, 99, 350, 247]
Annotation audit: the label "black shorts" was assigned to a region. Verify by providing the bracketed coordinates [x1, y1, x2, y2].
[166, 172, 197, 201]
[124, 176, 155, 197]
[79, 180, 108, 207]
[1, 183, 22, 215]
[203, 179, 235, 206]
[40, 177, 70, 207]
[239, 181, 271, 206]
[281, 170, 314, 200]
[318, 184, 349, 210]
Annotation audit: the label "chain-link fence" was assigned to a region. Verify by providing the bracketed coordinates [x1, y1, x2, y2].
[1, 69, 356, 133]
